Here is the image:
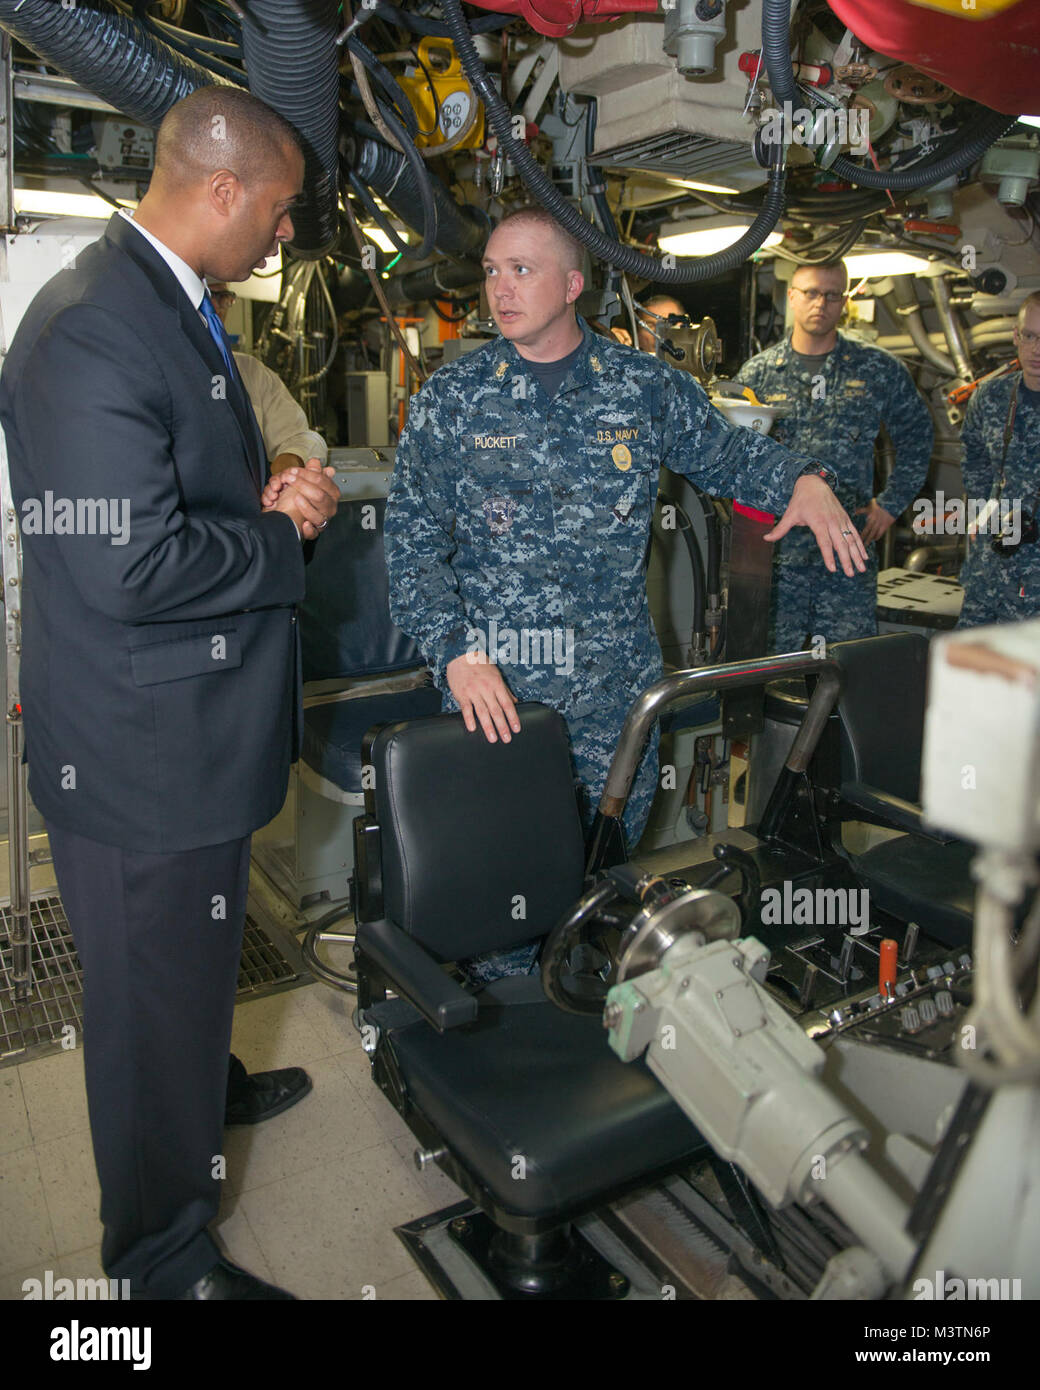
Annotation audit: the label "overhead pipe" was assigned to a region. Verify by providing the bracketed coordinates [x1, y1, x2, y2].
[352, 134, 489, 261]
[461, 0, 657, 39]
[0, 0, 342, 261]
[239, 0, 341, 260]
[876, 321, 1017, 358]
[930, 274, 975, 381]
[0, 0, 226, 125]
[386, 258, 483, 306]
[884, 278, 957, 376]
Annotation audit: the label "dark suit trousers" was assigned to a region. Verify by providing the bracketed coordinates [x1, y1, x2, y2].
[46, 820, 252, 1298]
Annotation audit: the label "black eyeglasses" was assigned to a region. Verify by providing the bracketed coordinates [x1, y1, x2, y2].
[791, 286, 846, 305]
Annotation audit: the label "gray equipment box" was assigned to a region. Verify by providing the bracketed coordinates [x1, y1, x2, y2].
[441, 337, 490, 364]
[344, 371, 390, 447]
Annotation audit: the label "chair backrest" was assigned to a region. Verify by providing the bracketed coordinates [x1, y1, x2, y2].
[831, 633, 929, 803]
[299, 495, 425, 682]
[369, 703, 586, 962]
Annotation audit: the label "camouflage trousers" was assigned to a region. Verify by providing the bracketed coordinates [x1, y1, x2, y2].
[771, 546, 878, 653]
[958, 541, 1040, 628]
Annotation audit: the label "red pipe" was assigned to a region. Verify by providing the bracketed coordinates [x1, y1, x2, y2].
[464, 0, 656, 39]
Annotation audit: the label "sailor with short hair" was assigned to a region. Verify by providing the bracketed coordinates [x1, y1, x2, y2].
[384, 209, 868, 862]
[958, 291, 1040, 627]
[736, 260, 933, 652]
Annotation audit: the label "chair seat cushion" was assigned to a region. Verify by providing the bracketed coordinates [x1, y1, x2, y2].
[374, 993, 705, 1219]
[302, 685, 444, 791]
[853, 834, 976, 948]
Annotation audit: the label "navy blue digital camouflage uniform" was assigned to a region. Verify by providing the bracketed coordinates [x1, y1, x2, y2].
[958, 372, 1040, 627]
[736, 331, 932, 652]
[385, 318, 830, 850]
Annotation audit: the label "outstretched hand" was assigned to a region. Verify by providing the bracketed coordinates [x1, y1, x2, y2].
[764, 474, 869, 577]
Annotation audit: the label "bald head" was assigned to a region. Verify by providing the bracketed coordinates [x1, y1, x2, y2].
[154, 86, 303, 191]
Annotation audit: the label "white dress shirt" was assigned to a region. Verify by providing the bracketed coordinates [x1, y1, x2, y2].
[118, 208, 207, 316]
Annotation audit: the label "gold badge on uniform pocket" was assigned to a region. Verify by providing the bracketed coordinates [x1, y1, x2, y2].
[612, 443, 632, 470]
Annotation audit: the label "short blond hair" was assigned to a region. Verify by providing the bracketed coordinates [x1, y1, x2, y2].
[490, 206, 585, 273]
[1016, 291, 1040, 326]
[791, 260, 848, 294]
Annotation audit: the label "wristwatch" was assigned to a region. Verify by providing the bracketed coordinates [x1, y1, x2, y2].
[798, 462, 836, 487]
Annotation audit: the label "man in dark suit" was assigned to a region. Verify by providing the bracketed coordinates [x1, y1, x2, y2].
[0, 87, 338, 1299]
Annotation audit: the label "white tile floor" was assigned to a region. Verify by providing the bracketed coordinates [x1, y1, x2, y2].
[0, 980, 458, 1301]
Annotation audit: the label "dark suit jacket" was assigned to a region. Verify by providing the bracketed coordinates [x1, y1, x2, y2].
[0, 214, 306, 853]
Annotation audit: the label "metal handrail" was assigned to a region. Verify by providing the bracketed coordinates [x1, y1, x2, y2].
[597, 651, 843, 822]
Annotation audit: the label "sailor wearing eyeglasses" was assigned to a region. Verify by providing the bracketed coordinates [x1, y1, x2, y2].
[736, 260, 932, 653]
[958, 291, 1040, 628]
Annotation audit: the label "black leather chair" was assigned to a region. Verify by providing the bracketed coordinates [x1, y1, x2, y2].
[353, 703, 707, 1296]
[822, 634, 976, 947]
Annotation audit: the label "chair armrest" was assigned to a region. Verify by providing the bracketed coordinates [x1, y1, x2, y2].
[839, 782, 956, 844]
[356, 918, 478, 1032]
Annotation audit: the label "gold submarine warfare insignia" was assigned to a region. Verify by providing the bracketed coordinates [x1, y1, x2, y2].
[612, 443, 632, 470]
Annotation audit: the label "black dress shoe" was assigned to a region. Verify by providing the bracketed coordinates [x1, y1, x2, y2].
[178, 1257, 296, 1300]
[224, 1066, 312, 1125]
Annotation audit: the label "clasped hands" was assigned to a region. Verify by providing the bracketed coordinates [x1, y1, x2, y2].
[261, 457, 339, 540]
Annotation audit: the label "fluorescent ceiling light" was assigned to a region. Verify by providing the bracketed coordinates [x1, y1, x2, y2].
[14, 188, 135, 219]
[843, 251, 933, 278]
[361, 224, 402, 253]
[658, 214, 783, 256]
[664, 176, 742, 196]
[1019, 115, 1040, 129]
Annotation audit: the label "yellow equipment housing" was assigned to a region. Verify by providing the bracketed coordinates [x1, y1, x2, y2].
[396, 39, 484, 153]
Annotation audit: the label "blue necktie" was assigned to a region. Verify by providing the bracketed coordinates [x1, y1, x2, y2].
[199, 291, 237, 377]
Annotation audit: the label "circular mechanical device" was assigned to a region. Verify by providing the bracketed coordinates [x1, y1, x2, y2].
[883, 65, 954, 105]
[616, 885, 741, 982]
[540, 843, 758, 1014]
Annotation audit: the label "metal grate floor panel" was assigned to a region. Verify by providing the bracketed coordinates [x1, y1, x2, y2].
[238, 915, 298, 994]
[0, 895, 82, 1061]
[1, 893, 298, 1066]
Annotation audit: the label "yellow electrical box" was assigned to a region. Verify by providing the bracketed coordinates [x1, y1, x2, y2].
[397, 39, 484, 153]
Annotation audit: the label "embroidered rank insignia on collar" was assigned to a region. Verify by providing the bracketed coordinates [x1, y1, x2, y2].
[495, 360, 508, 379]
[590, 354, 603, 373]
[847, 379, 865, 387]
